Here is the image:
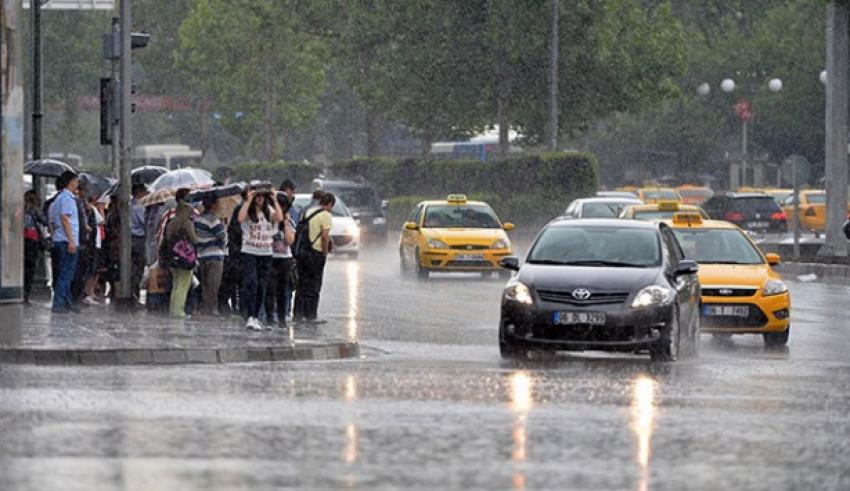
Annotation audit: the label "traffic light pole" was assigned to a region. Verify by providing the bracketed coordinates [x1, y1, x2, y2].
[117, 0, 134, 307]
[110, 17, 120, 178]
[30, 0, 43, 194]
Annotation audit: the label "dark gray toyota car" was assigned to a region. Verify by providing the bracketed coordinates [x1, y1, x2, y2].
[498, 219, 700, 362]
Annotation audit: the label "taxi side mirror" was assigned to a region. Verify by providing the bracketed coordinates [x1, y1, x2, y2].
[503, 222, 515, 232]
[404, 221, 418, 231]
[499, 256, 520, 271]
[765, 253, 781, 266]
[675, 260, 699, 276]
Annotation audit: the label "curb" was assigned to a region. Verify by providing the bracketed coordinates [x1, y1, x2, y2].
[0, 341, 360, 366]
[776, 262, 850, 283]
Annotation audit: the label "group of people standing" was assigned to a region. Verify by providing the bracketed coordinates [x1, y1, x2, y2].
[24, 172, 338, 331]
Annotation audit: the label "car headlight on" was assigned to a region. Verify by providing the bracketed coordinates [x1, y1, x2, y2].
[427, 239, 448, 249]
[491, 239, 510, 250]
[372, 217, 387, 225]
[631, 285, 676, 308]
[763, 279, 788, 296]
[504, 282, 533, 305]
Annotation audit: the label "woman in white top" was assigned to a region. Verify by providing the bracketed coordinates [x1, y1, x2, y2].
[238, 187, 283, 330]
[264, 193, 296, 328]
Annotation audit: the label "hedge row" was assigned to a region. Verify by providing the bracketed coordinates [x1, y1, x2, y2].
[331, 152, 599, 228]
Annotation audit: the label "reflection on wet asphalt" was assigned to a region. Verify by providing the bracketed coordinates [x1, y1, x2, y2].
[1, 244, 849, 490]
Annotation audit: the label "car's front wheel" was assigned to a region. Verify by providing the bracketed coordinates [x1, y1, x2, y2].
[499, 319, 525, 360]
[414, 248, 429, 280]
[651, 309, 680, 362]
[764, 326, 790, 348]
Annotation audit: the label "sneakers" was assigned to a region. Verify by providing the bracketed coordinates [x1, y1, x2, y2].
[82, 296, 102, 306]
[245, 317, 264, 331]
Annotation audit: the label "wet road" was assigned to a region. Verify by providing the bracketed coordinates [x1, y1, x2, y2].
[1, 244, 850, 490]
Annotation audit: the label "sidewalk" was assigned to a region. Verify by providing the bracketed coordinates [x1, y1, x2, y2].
[776, 261, 850, 284]
[0, 302, 359, 366]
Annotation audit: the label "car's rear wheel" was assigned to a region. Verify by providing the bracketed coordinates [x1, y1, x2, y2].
[651, 309, 680, 362]
[499, 320, 525, 360]
[763, 326, 790, 347]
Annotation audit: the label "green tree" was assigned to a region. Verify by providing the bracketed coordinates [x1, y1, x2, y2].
[176, 0, 328, 161]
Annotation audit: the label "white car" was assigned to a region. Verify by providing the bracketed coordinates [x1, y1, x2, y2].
[293, 193, 360, 258]
[563, 197, 643, 219]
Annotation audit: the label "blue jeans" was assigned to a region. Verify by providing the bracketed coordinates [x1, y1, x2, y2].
[241, 254, 272, 319]
[52, 241, 78, 310]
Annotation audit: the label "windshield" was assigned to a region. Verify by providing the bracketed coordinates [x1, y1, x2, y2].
[679, 189, 712, 199]
[582, 202, 633, 218]
[644, 190, 678, 200]
[423, 204, 501, 228]
[806, 192, 826, 204]
[673, 228, 764, 265]
[328, 186, 379, 209]
[293, 196, 350, 217]
[632, 209, 706, 220]
[527, 226, 661, 267]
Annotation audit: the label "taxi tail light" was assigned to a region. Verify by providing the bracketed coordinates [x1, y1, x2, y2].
[724, 211, 744, 221]
[805, 207, 816, 217]
[770, 211, 787, 221]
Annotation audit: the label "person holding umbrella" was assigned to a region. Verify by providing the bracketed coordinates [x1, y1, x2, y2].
[130, 183, 150, 300]
[162, 188, 199, 319]
[47, 170, 81, 314]
[23, 190, 47, 305]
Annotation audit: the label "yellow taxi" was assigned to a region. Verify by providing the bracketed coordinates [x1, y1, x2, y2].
[399, 195, 515, 279]
[620, 200, 709, 221]
[782, 190, 826, 232]
[677, 185, 714, 205]
[665, 212, 790, 346]
[637, 187, 683, 204]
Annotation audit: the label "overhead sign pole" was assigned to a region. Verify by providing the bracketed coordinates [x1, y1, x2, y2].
[30, 0, 43, 195]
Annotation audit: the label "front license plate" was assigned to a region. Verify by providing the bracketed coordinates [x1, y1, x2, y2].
[703, 305, 749, 317]
[747, 221, 770, 229]
[553, 311, 606, 325]
[455, 254, 483, 261]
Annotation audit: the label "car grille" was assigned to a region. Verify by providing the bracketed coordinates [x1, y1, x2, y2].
[702, 303, 768, 328]
[445, 259, 493, 268]
[450, 244, 489, 250]
[701, 287, 757, 297]
[531, 324, 645, 343]
[537, 289, 630, 306]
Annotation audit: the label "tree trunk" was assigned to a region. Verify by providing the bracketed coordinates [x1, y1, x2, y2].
[366, 108, 378, 157]
[819, 1, 849, 257]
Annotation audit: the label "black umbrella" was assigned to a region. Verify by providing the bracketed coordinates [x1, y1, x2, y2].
[103, 165, 170, 197]
[78, 172, 111, 199]
[187, 183, 245, 203]
[24, 158, 76, 177]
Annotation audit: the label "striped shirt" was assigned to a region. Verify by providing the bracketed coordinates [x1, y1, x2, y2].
[194, 211, 228, 260]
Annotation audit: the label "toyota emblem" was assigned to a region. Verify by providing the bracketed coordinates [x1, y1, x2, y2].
[572, 288, 592, 300]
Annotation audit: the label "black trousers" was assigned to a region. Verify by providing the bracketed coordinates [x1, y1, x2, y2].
[265, 257, 294, 324]
[241, 253, 272, 320]
[131, 236, 146, 299]
[296, 250, 326, 320]
[24, 239, 40, 302]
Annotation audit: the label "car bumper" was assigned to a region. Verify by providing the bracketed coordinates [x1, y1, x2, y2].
[420, 248, 513, 272]
[700, 292, 790, 334]
[500, 301, 673, 352]
[332, 235, 360, 253]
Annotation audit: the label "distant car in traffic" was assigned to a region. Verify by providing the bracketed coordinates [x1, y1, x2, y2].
[563, 197, 643, 219]
[676, 185, 714, 205]
[780, 190, 836, 233]
[293, 193, 361, 258]
[399, 194, 514, 279]
[637, 187, 683, 204]
[620, 201, 709, 221]
[311, 178, 388, 244]
[665, 212, 790, 347]
[498, 219, 700, 361]
[596, 190, 640, 200]
[701, 192, 787, 234]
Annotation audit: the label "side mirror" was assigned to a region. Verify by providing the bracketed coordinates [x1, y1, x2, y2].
[503, 222, 515, 232]
[404, 221, 418, 231]
[675, 259, 699, 276]
[765, 253, 781, 266]
[352, 212, 361, 219]
[499, 256, 520, 271]
[381, 200, 389, 210]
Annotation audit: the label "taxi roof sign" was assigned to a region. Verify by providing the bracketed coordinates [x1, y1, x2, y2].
[657, 200, 680, 211]
[672, 212, 703, 227]
[447, 194, 468, 204]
